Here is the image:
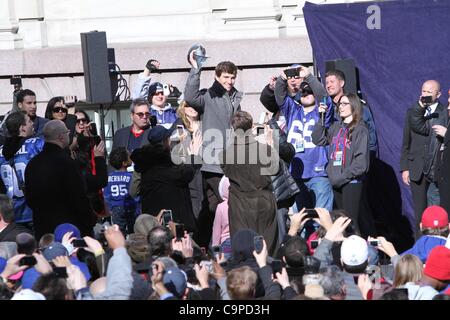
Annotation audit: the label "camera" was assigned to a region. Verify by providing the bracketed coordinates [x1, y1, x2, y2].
[162, 210, 173, 225]
[53, 267, 68, 278]
[271, 259, 283, 275]
[284, 67, 300, 78]
[175, 223, 185, 240]
[163, 84, 171, 96]
[303, 209, 319, 220]
[200, 260, 213, 273]
[73, 239, 88, 248]
[212, 245, 222, 255]
[420, 96, 433, 105]
[177, 125, 184, 136]
[253, 236, 264, 254]
[369, 239, 379, 247]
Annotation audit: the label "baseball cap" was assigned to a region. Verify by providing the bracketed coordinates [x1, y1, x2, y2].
[148, 125, 173, 144]
[163, 267, 187, 298]
[42, 242, 69, 261]
[340, 235, 369, 266]
[421, 206, 449, 228]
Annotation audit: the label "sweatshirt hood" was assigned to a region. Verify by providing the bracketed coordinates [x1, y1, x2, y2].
[218, 176, 230, 201]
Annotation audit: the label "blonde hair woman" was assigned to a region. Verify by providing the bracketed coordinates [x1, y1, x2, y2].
[393, 254, 423, 287]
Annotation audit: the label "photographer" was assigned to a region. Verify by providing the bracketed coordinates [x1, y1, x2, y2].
[401, 80, 447, 238]
[71, 109, 108, 219]
[274, 66, 334, 215]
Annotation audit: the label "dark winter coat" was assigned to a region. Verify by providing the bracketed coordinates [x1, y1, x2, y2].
[24, 142, 96, 240]
[131, 143, 197, 232]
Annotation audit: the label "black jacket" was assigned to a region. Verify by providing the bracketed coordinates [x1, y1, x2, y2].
[0, 222, 32, 242]
[268, 119, 297, 207]
[260, 84, 279, 114]
[112, 125, 150, 153]
[24, 143, 96, 240]
[408, 102, 447, 181]
[131, 144, 197, 233]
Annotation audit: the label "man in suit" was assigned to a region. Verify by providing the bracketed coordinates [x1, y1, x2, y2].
[24, 120, 95, 240]
[111, 98, 151, 154]
[400, 80, 447, 238]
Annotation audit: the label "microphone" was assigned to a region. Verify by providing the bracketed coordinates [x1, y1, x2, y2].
[319, 96, 327, 126]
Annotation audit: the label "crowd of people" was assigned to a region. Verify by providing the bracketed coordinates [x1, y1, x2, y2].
[0, 46, 448, 301]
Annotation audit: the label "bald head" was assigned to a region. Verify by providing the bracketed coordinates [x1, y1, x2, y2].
[43, 120, 70, 148]
[421, 80, 441, 104]
[90, 277, 107, 297]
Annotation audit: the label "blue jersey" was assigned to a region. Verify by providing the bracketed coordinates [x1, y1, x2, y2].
[150, 105, 178, 129]
[0, 137, 44, 223]
[280, 96, 333, 180]
[103, 171, 138, 210]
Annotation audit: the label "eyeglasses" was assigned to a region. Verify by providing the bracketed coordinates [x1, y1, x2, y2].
[76, 118, 88, 124]
[338, 102, 351, 107]
[53, 107, 68, 113]
[133, 112, 151, 118]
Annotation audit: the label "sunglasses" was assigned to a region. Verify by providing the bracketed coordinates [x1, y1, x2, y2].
[153, 91, 164, 96]
[53, 107, 68, 113]
[76, 118, 88, 124]
[287, 76, 301, 80]
[134, 112, 151, 118]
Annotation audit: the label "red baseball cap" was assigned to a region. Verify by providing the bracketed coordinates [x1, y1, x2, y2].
[421, 206, 449, 228]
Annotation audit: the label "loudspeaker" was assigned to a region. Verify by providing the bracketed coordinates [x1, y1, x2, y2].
[80, 31, 112, 104]
[325, 59, 359, 95]
[108, 48, 118, 100]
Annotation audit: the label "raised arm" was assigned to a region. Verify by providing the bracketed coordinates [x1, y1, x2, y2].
[183, 51, 206, 113]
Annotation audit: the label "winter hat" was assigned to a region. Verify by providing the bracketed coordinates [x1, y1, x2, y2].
[340, 235, 369, 266]
[423, 246, 450, 281]
[54, 223, 81, 243]
[218, 176, 230, 201]
[148, 82, 164, 97]
[134, 214, 159, 237]
[421, 206, 449, 228]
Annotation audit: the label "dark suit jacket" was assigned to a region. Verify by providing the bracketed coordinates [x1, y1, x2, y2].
[111, 125, 150, 153]
[400, 107, 432, 182]
[24, 142, 96, 240]
[0, 222, 32, 242]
